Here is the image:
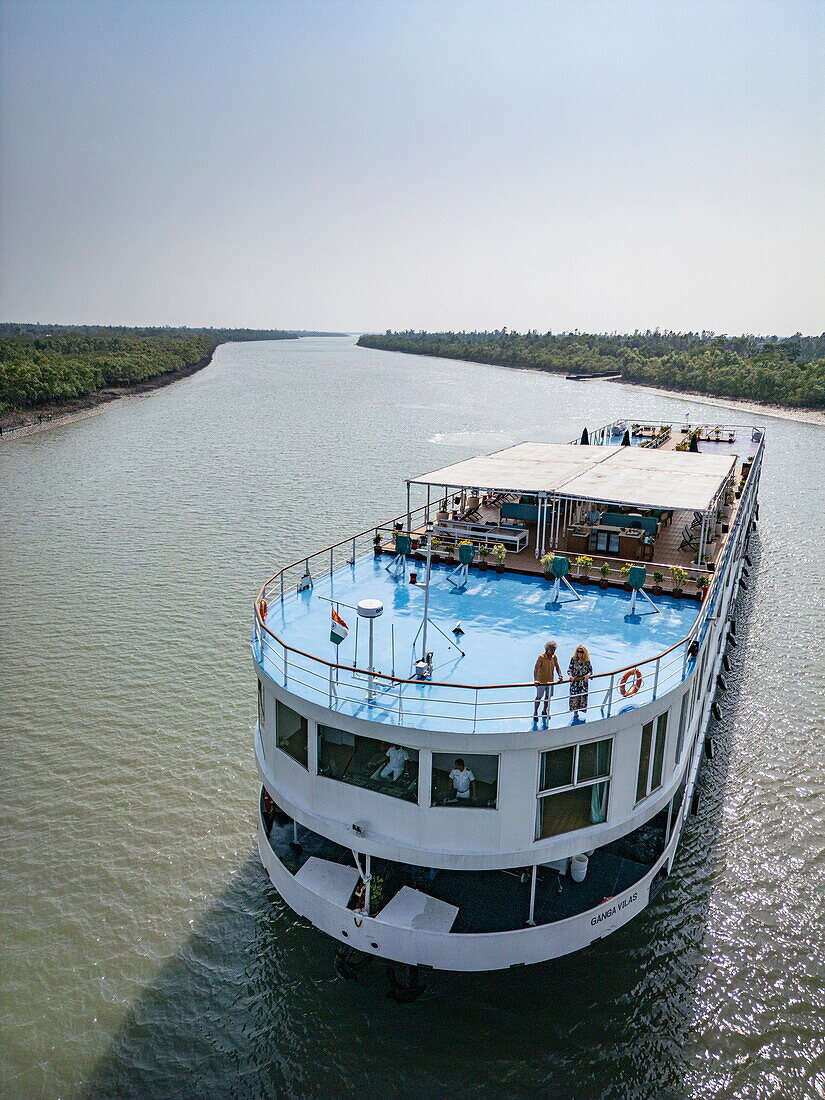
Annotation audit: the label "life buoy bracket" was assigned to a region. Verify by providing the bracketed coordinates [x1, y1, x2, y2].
[619, 668, 643, 697]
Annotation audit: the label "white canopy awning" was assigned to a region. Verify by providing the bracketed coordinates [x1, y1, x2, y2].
[409, 442, 736, 512]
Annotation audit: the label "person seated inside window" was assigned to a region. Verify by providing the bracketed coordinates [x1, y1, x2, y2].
[370, 744, 409, 782]
[449, 758, 476, 802]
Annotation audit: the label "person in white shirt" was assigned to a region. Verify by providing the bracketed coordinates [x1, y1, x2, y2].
[372, 744, 409, 782]
[449, 758, 476, 801]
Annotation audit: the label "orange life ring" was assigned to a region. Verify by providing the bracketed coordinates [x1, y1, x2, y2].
[259, 598, 268, 620]
[619, 668, 643, 697]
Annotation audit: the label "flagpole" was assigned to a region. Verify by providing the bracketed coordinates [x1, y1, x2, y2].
[420, 525, 433, 661]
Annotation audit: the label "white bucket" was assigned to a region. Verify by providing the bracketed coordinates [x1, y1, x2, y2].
[570, 854, 589, 883]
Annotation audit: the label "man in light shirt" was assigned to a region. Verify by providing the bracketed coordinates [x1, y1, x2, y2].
[449, 758, 476, 801]
[372, 744, 409, 782]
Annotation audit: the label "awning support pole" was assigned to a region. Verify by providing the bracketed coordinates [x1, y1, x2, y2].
[406, 482, 411, 535]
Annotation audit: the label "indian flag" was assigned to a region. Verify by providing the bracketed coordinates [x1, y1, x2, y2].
[330, 607, 348, 645]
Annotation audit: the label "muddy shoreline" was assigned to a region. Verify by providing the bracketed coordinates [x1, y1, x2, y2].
[0, 348, 219, 439]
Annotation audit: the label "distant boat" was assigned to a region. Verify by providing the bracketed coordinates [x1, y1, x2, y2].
[565, 371, 623, 381]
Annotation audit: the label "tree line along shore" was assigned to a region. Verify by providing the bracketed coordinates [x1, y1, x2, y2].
[357, 330, 825, 409]
[0, 324, 344, 429]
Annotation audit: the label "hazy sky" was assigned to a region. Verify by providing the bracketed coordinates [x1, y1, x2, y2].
[1, 0, 823, 334]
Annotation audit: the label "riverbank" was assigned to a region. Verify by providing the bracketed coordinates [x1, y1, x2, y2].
[1, 346, 222, 439]
[604, 377, 825, 426]
[357, 332, 825, 416]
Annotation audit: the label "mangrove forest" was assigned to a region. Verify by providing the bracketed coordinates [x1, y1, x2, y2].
[357, 330, 825, 408]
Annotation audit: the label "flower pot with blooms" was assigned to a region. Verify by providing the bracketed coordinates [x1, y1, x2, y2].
[541, 552, 555, 579]
[491, 543, 506, 572]
[651, 570, 664, 595]
[670, 566, 688, 597]
[598, 563, 610, 588]
[478, 544, 490, 570]
[575, 555, 593, 583]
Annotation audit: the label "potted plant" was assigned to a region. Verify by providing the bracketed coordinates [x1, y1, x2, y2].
[575, 555, 593, 583]
[430, 535, 442, 564]
[541, 551, 555, 579]
[478, 544, 491, 570]
[619, 562, 633, 591]
[598, 562, 610, 588]
[651, 570, 664, 595]
[491, 543, 506, 572]
[694, 574, 709, 601]
[670, 566, 687, 597]
[373, 532, 383, 555]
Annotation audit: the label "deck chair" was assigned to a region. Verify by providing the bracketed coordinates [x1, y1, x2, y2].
[689, 510, 704, 529]
[679, 525, 699, 551]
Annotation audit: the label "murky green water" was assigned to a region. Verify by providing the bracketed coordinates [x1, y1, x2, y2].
[1, 337, 823, 1099]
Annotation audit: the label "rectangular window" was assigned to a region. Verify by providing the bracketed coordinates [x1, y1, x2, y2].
[636, 712, 668, 803]
[431, 752, 498, 809]
[675, 692, 689, 766]
[275, 700, 308, 768]
[536, 738, 612, 839]
[257, 681, 265, 729]
[317, 726, 418, 803]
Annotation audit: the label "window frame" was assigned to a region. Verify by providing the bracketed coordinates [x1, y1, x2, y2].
[535, 737, 613, 840]
[430, 751, 501, 810]
[316, 724, 420, 804]
[538, 737, 613, 796]
[274, 698, 309, 770]
[635, 710, 669, 804]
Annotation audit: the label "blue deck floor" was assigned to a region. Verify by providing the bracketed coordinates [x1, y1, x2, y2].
[257, 555, 699, 734]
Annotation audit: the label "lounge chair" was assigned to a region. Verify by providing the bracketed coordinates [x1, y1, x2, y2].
[679, 526, 699, 551]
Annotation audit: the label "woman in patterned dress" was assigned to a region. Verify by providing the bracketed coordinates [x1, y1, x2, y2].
[568, 644, 593, 718]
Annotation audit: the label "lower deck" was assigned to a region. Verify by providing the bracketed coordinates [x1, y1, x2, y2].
[262, 796, 670, 934]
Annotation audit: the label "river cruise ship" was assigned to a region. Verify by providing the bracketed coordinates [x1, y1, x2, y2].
[252, 419, 763, 975]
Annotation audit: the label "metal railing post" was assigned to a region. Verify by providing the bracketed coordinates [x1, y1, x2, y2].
[283, 648, 288, 687]
[472, 689, 478, 733]
[652, 657, 660, 700]
[606, 673, 614, 717]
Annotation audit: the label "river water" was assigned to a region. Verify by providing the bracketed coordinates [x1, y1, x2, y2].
[1, 337, 823, 1100]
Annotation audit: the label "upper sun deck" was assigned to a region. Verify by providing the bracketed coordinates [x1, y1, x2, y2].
[257, 555, 699, 733]
[253, 419, 764, 734]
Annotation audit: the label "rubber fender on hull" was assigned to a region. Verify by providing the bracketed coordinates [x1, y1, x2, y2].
[704, 738, 715, 759]
[711, 701, 723, 721]
[691, 792, 701, 816]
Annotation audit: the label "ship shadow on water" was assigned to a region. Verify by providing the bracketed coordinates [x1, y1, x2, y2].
[82, 541, 761, 1100]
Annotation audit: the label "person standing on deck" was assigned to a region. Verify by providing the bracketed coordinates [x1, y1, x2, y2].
[568, 645, 593, 720]
[533, 640, 562, 719]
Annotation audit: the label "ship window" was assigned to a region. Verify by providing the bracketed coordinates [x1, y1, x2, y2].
[275, 700, 308, 768]
[636, 712, 668, 803]
[317, 726, 418, 803]
[535, 738, 612, 839]
[431, 752, 498, 809]
[674, 693, 689, 766]
[257, 681, 265, 728]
